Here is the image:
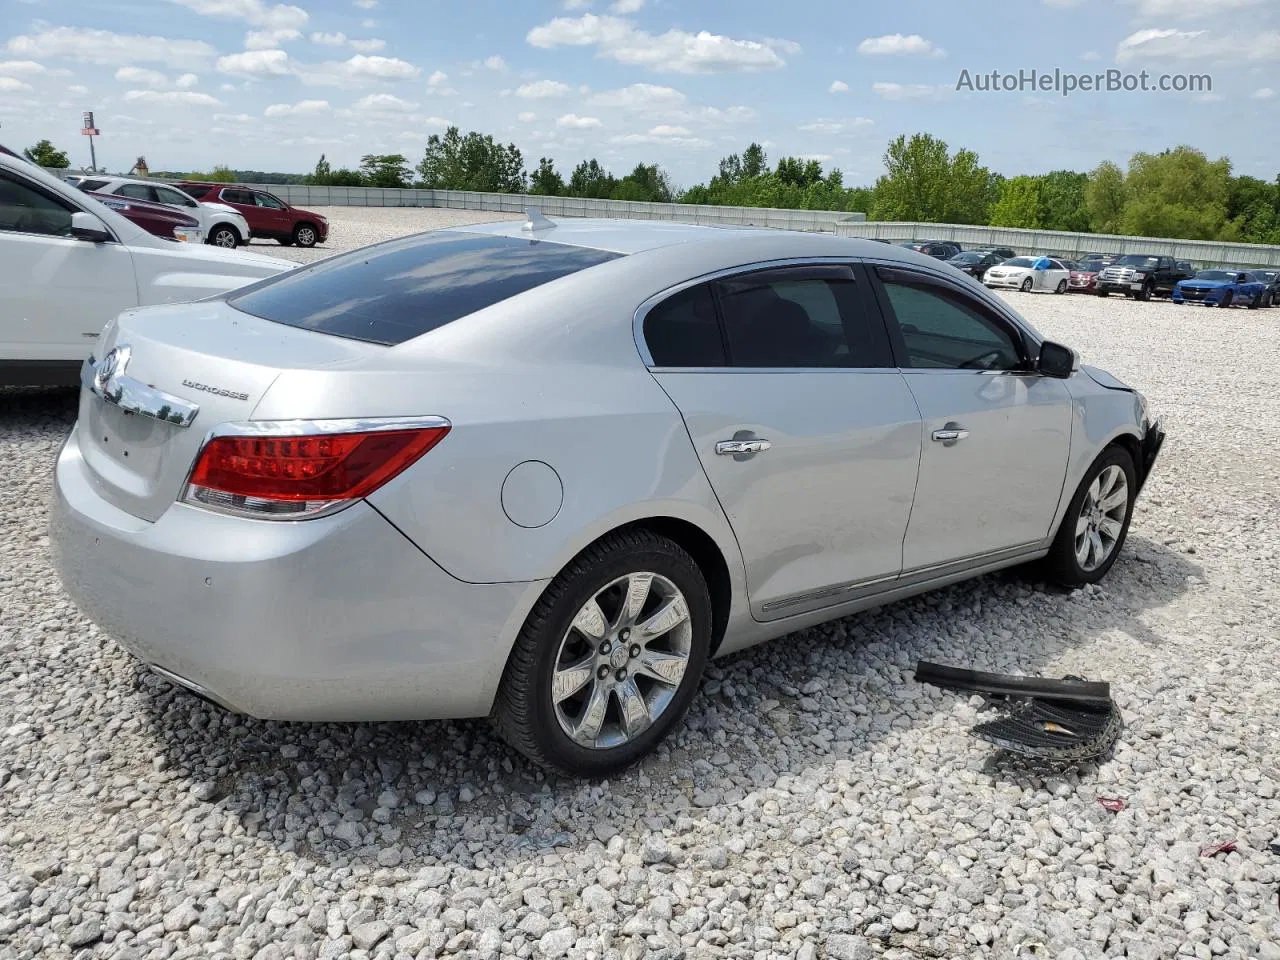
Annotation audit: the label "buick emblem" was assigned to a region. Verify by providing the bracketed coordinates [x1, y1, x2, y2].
[95, 343, 131, 392]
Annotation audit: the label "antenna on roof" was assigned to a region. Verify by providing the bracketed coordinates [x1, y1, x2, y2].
[522, 207, 555, 232]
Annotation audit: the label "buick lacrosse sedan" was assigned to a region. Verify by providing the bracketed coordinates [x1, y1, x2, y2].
[50, 215, 1164, 776]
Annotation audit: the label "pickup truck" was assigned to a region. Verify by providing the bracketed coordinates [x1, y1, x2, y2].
[1095, 254, 1192, 301]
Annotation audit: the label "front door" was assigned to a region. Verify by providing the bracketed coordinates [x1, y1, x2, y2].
[0, 169, 137, 363]
[870, 265, 1072, 572]
[643, 263, 923, 619]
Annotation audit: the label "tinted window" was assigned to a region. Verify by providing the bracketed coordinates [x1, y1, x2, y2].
[878, 270, 1023, 371]
[255, 192, 285, 209]
[220, 188, 254, 204]
[643, 284, 725, 367]
[1116, 255, 1159, 268]
[183, 184, 213, 199]
[78, 178, 110, 192]
[117, 183, 155, 201]
[0, 172, 73, 237]
[156, 186, 196, 207]
[713, 268, 889, 368]
[229, 232, 623, 346]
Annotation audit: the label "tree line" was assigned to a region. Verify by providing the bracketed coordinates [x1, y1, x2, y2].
[25, 129, 1280, 244]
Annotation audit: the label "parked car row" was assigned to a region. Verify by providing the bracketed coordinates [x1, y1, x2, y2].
[0, 150, 296, 385]
[1172, 268, 1277, 308]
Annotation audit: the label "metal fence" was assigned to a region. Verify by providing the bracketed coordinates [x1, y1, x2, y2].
[44, 167, 1280, 266]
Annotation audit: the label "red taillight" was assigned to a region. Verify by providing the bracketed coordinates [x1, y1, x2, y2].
[183, 422, 449, 519]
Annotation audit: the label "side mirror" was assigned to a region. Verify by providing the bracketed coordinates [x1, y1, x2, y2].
[70, 211, 112, 243]
[1037, 340, 1078, 379]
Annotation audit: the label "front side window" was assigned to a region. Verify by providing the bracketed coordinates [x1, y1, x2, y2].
[117, 183, 155, 202]
[255, 193, 285, 209]
[877, 269, 1023, 371]
[714, 267, 889, 368]
[0, 172, 74, 237]
[156, 186, 196, 208]
[229, 232, 623, 346]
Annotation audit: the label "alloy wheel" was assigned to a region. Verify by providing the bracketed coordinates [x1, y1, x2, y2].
[212, 228, 237, 248]
[1074, 465, 1129, 573]
[296, 227, 316, 246]
[551, 572, 692, 750]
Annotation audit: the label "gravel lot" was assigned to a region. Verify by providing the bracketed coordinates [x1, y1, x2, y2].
[3, 217, 1280, 960]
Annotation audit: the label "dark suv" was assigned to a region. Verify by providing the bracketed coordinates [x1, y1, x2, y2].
[177, 183, 328, 247]
[901, 239, 963, 259]
[1095, 254, 1192, 301]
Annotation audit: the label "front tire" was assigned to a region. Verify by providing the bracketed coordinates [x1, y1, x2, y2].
[491, 530, 712, 777]
[1044, 446, 1137, 587]
[1020, 277, 1034, 293]
[293, 223, 318, 248]
[1220, 291, 1233, 309]
[1134, 281, 1153, 302]
[208, 225, 239, 249]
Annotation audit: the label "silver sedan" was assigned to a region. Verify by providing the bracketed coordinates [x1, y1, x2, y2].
[50, 215, 1164, 776]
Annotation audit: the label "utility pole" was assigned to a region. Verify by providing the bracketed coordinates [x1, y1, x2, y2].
[81, 111, 100, 172]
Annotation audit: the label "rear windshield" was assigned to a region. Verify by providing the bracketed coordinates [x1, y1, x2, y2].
[228, 231, 623, 346]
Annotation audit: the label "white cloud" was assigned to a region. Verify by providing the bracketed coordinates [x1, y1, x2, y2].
[427, 69, 448, 86]
[485, 55, 509, 71]
[1129, 0, 1264, 17]
[518, 111, 537, 121]
[0, 60, 47, 76]
[68, 84, 89, 95]
[213, 111, 257, 122]
[297, 54, 420, 85]
[246, 28, 300, 48]
[828, 80, 849, 93]
[115, 66, 168, 87]
[350, 38, 386, 53]
[1116, 27, 1280, 61]
[564, 0, 591, 7]
[856, 34, 945, 57]
[0, 76, 32, 92]
[170, 0, 309, 30]
[7, 26, 216, 68]
[517, 79, 572, 98]
[587, 82, 687, 109]
[798, 117, 874, 133]
[217, 48, 291, 76]
[610, 0, 644, 10]
[353, 92, 418, 111]
[557, 112, 601, 128]
[527, 13, 787, 73]
[610, 130, 710, 147]
[1192, 92, 1223, 102]
[264, 98, 330, 116]
[646, 123, 690, 136]
[354, 0, 378, 6]
[1080, 50, 1101, 61]
[361, 18, 377, 28]
[312, 32, 348, 46]
[872, 81, 951, 100]
[176, 72, 200, 88]
[1254, 86, 1276, 99]
[123, 89, 222, 106]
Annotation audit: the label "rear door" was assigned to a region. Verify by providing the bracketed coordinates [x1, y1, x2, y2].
[217, 188, 262, 233]
[0, 168, 137, 362]
[869, 265, 1072, 571]
[645, 262, 923, 620]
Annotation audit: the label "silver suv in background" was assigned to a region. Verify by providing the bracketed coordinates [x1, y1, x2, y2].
[69, 176, 250, 249]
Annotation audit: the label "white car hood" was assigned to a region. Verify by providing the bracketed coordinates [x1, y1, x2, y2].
[201, 201, 245, 218]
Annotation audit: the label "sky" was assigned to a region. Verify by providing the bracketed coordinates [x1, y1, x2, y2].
[0, 0, 1277, 188]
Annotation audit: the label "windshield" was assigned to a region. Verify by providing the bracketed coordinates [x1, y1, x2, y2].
[950, 253, 981, 263]
[1194, 270, 1236, 281]
[1115, 255, 1159, 267]
[1004, 257, 1035, 267]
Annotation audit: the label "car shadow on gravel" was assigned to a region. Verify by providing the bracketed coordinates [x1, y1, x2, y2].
[129, 528, 1200, 872]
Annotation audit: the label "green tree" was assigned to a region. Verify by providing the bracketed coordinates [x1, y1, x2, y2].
[24, 139, 70, 168]
[612, 163, 673, 202]
[1084, 161, 1126, 233]
[359, 153, 411, 188]
[568, 159, 617, 199]
[416, 127, 525, 192]
[989, 176, 1042, 228]
[870, 133, 994, 224]
[529, 157, 565, 196]
[305, 153, 364, 186]
[1118, 146, 1231, 240]
[1036, 170, 1090, 232]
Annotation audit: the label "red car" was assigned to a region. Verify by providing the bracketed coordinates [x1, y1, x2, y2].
[176, 182, 328, 247]
[85, 190, 202, 243]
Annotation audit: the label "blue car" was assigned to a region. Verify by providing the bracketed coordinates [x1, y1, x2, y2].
[1171, 269, 1267, 308]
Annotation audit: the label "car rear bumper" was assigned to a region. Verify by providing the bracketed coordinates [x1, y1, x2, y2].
[50, 424, 546, 721]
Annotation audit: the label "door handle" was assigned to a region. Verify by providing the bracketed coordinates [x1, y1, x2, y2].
[931, 427, 969, 444]
[716, 438, 772, 456]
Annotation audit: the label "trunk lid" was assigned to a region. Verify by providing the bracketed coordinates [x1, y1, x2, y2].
[79, 300, 381, 522]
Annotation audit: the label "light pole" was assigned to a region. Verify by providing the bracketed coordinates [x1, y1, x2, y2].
[81, 111, 100, 172]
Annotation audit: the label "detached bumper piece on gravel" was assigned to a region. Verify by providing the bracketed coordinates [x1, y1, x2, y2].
[915, 660, 1124, 763]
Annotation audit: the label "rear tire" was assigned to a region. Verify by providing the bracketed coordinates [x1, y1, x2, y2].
[1220, 291, 1233, 308]
[1055, 279, 1068, 294]
[491, 530, 712, 777]
[1044, 446, 1137, 588]
[1096, 289, 1109, 297]
[1248, 292, 1262, 310]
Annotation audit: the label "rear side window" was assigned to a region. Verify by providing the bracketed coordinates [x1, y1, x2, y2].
[228, 232, 623, 346]
[220, 188, 254, 204]
[79, 178, 110, 192]
[643, 284, 725, 367]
